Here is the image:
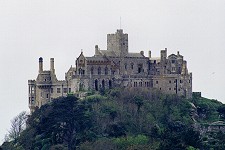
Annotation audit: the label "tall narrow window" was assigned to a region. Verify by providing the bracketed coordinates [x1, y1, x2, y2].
[98, 67, 101, 75]
[91, 67, 94, 75]
[57, 88, 60, 93]
[105, 67, 108, 75]
[102, 80, 105, 89]
[131, 63, 134, 70]
[109, 80, 112, 89]
[95, 79, 99, 91]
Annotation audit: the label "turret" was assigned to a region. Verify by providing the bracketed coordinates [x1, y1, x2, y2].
[160, 48, 167, 61]
[50, 58, 55, 74]
[39, 57, 43, 73]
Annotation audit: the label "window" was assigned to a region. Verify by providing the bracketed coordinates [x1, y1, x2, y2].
[124, 63, 127, 70]
[169, 80, 171, 83]
[169, 88, 171, 90]
[91, 67, 94, 75]
[98, 67, 101, 75]
[180, 80, 182, 83]
[105, 67, 108, 75]
[46, 94, 49, 98]
[57, 88, 61, 93]
[156, 81, 158, 84]
[138, 64, 143, 73]
[63, 88, 67, 93]
[172, 60, 175, 63]
[69, 88, 71, 93]
[131, 63, 134, 70]
[30, 87, 35, 94]
[51, 88, 53, 93]
[139, 82, 142, 87]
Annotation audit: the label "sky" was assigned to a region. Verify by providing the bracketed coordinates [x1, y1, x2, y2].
[0, 0, 225, 143]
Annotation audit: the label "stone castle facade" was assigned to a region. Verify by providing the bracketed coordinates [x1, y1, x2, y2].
[28, 29, 192, 112]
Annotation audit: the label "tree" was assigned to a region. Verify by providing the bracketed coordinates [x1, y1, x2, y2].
[217, 104, 225, 120]
[32, 96, 91, 150]
[6, 111, 27, 143]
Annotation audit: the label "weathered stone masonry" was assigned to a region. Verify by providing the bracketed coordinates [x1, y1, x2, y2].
[28, 29, 192, 112]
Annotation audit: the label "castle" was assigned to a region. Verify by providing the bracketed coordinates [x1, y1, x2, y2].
[28, 29, 192, 112]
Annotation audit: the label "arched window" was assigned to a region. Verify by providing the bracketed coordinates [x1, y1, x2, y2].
[109, 80, 112, 89]
[98, 67, 101, 75]
[102, 80, 105, 89]
[105, 67, 108, 75]
[131, 63, 134, 70]
[124, 63, 127, 70]
[95, 79, 98, 91]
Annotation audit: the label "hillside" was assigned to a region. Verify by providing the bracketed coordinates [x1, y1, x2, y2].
[1, 88, 225, 150]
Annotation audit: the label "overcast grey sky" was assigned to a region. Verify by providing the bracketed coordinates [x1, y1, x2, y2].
[1, 0, 225, 143]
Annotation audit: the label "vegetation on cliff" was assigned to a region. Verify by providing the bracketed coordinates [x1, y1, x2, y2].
[1, 88, 224, 150]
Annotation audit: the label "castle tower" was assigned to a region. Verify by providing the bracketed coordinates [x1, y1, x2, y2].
[107, 29, 128, 57]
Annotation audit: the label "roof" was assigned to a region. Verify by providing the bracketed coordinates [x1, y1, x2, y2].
[127, 53, 144, 58]
[86, 57, 108, 61]
[99, 50, 116, 57]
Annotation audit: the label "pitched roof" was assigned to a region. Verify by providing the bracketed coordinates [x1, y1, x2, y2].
[127, 53, 144, 58]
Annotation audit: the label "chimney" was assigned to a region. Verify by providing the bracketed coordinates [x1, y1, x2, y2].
[39, 57, 43, 73]
[95, 45, 99, 56]
[50, 58, 55, 74]
[140, 51, 144, 56]
[148, 50, 151, 58]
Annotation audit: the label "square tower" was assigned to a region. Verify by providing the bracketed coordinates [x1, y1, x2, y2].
[107, 29, 128, 57]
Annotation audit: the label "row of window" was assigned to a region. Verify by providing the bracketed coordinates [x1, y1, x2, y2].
[51, 88, 71, 94]
[159, 87, 181, 91]
[133, 81, 151, 87]
[89, 63, 144, 75]
[91, 67, 109, 75]
[156, 80, 191, 84]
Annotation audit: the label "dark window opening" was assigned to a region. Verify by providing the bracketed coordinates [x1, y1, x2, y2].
[105, 67, 108, 75]
[95, 79, 98, 91]
[109, 80, 112, 89]
[57, 88, 60, 93]
[102, 80, 105, 89]
[98, 67, 101, 75]
[131, 63, 134, 69]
